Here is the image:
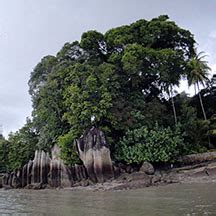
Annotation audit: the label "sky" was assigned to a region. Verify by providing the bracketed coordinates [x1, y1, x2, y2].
[0, 0, 216, 137]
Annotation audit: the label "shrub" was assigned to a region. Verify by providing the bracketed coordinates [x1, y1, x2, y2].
[114, 124, 183, 164]
[58, 131, 81, 165]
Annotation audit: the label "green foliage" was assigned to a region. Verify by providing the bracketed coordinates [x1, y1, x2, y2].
[58, 131, 81, 165]
[26, 15, 197, 164]
[187, 50, 210, 88]
[187, 50, 211, 122]
[3, 15, 215, 170]
[7, 15, 214, 167]
[80, 30, 105, 56]
[6, 119, 38, 171]
[114, 124, 183, 164]
[63, 63, 114, 130]
[172, 92, 210, 153]
[0, 136, 9, 172]
[209, 114, 216, 144]
[28, 55, 58, 98]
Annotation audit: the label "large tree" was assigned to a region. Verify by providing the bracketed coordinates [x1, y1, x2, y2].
[27, 15, 196, 164]
[187, 50, 211, 120]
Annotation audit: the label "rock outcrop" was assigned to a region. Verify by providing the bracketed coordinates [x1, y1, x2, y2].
[2, 145, 87, 188]
[0, 175, 3, 188]
[139, 161, 155, 175]
[76, 127, 114, 183]
[2, 127, 114, 188]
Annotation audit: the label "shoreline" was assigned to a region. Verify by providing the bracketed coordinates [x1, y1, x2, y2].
[67, 159, 216, 191]
[2, 151, 216, 191]
[68, 160, 216, 192]
[2, 159, 216, 192]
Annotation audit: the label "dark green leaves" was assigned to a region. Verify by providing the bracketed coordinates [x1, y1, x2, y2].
[115, 124, 182, 164]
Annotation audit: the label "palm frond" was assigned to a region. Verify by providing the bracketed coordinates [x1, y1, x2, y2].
[187, 50, 211, 88]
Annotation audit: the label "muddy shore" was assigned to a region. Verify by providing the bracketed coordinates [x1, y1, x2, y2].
[64, 160, 216, 192]
[2, 161, 216, 191]
[2, 152, 216, 191]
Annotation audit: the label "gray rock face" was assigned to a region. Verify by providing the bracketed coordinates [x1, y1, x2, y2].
[139, 161, 155, 175]
[3, 146, 87, 188]
[3, 127, 114, 188]
[0, 175, 3, 188]
[76, 127, 114, 183]
[32, 150, 50, 185]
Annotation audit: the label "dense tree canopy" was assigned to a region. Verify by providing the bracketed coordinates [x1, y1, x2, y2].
[1, 15, 215, 171]
[0, 135, 9, 173]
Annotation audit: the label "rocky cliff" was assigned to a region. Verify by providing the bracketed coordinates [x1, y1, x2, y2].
[76, 127, 114, 183]
[2, 127, 114, 189]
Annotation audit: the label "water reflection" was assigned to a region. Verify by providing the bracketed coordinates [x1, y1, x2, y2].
[0, 183, 216, 215]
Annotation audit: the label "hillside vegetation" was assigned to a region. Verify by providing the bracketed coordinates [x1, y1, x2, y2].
[1, 15, 216, 172]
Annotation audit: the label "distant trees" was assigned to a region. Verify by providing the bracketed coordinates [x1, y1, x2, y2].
[0, 119, 38, 172]
[0, 136, 9, 173]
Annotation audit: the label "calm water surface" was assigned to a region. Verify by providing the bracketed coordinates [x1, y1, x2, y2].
[0, 183, 216, 216]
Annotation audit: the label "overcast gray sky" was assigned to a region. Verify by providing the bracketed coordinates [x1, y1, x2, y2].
[0, 0, 215, 137]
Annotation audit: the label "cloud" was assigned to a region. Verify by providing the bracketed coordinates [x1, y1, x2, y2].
[211, 64, 216, 74]
[198, 31, 216, 76]
[209, 30, 216, 39]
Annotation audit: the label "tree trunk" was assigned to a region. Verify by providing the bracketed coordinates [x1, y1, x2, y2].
[197, 83, 212, 148]
[170, 86, 177, 125]
[197, 83, 207, 121]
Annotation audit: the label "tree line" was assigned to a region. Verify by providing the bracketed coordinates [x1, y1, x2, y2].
[0, 15, 216, 172]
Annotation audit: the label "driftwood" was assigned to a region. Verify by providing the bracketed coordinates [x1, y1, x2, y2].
[177, 152, 216, 165]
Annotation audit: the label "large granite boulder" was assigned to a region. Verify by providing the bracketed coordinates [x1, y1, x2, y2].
[76, 127, 114, 183]
[3, 127, 114, 188]
[31, 150, 50, 185]
[49, 145, 87, 187]
[2, 147, 87, 188]
[139, 161, 155, 175]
